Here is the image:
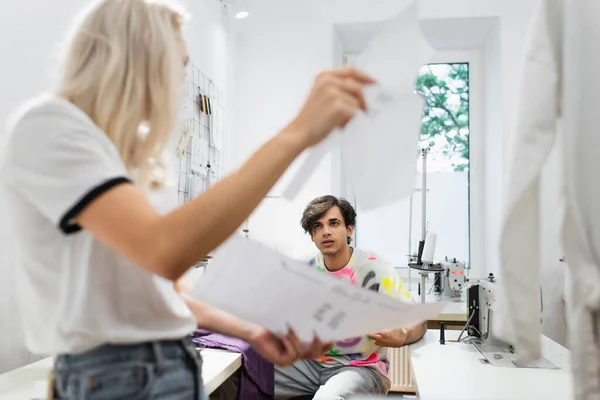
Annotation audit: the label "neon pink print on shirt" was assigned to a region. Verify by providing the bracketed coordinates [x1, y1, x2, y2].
[330, 268, 357, 285]
[349, 353, 388, 373]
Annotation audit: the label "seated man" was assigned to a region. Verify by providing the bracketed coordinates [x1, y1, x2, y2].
[274, 195, 426, 399]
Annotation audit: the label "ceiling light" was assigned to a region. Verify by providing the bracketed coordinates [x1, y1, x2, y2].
[221, 0, 250, 19]
[233, 0, 249, 19]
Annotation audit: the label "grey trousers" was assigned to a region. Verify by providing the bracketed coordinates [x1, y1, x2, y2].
[274, 359, 389, 400]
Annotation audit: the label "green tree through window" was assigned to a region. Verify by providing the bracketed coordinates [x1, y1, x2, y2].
[416, 63, 469, 172]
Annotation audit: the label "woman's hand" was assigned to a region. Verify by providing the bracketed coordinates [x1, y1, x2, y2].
[247, 327, 333, 367]
[288, 67, 375, 148]
[174, 277, 192, 294]
[174, 280, 332, 365]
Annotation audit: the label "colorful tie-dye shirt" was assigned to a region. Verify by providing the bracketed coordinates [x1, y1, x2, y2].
[308, 248, 412, 381]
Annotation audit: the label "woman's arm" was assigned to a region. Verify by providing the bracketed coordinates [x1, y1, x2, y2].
[179, 292, 260, 342]
[76, 68, 373, 281]
[179, 292, 330, 366]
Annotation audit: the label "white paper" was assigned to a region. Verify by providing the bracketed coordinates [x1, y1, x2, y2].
[341, 85, 425, 210]
[354, 1, 432, 90]
[191, 235, 446, 343]
[281, 0, 434, 209]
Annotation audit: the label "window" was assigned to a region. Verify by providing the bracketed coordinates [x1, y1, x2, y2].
[417, 63, 470, 173]
[341, 51, 484, 281]
[410, 62, 470, 272]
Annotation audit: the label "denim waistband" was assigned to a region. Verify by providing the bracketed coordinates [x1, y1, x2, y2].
[54, 337, 200, 372]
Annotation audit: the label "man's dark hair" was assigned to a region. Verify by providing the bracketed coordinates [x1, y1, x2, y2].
[301, 195, 357, 244]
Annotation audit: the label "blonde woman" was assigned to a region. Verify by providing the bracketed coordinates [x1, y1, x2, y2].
[0, 0, 373, 399]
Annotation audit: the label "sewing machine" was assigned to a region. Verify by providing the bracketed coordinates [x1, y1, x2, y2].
[466, 279, 559, 369]
[433, 257, 465, 299]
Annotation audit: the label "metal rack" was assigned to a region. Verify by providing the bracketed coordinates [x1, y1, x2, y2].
[176, 62, 225, 205]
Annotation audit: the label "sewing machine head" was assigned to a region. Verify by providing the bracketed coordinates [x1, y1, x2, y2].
[466, 277, 558, 369]
[433, 257, 466, 299]
[467, 278, 510, 347]
[441, 258, 465, 298]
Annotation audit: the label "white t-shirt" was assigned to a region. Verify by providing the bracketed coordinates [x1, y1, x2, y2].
[0, 95, 196, 356]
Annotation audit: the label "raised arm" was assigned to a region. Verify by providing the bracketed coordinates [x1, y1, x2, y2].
[76, 68, 373, 280]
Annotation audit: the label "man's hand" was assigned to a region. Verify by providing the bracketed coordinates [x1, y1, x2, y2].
[367, 328, 409, 347]
[247, 327, 333, 367]
[368, 322, 427, 348]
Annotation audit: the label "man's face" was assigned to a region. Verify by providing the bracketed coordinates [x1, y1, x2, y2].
[311, 206, 354, 256]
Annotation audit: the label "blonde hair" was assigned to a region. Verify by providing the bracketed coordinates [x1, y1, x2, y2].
[57, 0, 189, 189]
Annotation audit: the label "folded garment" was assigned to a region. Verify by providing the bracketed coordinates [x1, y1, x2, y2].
[191, 329, 274, 399]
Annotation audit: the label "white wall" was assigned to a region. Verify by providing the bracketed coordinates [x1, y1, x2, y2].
[232, 0, 536, 265]
[231, 0, 336, 257]
[0, 0, 237, 373]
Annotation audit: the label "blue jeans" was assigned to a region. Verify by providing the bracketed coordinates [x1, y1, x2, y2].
[53, 337, 208, 400]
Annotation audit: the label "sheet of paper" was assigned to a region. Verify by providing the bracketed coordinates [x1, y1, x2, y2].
[190, 235, 446, 343]
[281, 0, 434, 208]
[354, 1, 433, 90]
[341, 85, 424, 210]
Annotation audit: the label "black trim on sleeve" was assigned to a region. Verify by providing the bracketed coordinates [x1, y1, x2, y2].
[59, 177, 132, 235]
